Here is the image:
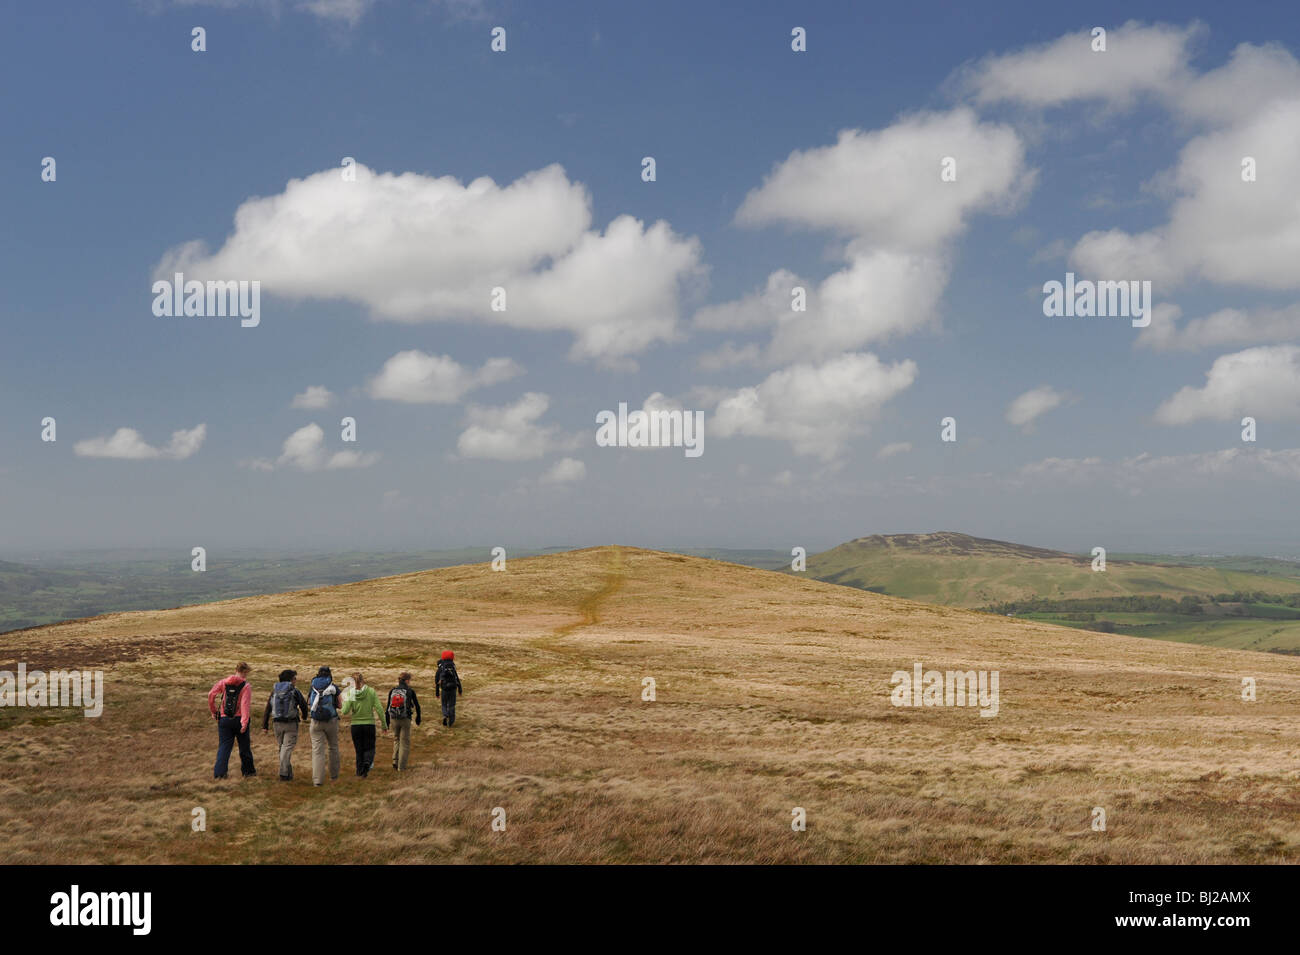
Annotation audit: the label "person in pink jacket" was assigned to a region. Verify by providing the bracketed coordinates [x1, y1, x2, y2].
[209, 662, 256, 779]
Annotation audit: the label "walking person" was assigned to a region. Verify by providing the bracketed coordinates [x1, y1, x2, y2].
[386, 672, 421, 771]
[208, 662, 256, 779]
[262, 669, 309, 780]
[342, 672, 388, 777]
[307, 666, 343, 787]
[435, 651, 463, 727]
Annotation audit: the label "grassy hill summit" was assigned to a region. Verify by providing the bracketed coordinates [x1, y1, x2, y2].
[805, 533, 1300, 653]
[1, 545, 1298, 864]
[840, 532, 1079, 561]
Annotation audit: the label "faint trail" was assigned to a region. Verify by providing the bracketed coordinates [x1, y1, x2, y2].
[536, 546, 627, 652]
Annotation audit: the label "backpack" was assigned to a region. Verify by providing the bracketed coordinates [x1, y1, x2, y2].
[438, 662, 458, 692]
[309, 677, 338, 721]
[387, 686, 412, 720]
[271, 681, 298, 720]
[221, 679, 244, 718]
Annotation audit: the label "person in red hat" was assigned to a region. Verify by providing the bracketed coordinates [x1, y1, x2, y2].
[435, 651, 463, 726]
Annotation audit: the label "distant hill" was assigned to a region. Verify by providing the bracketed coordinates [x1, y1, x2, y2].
[802, 532, 1300, 653]
[806, 532, 1300, 606]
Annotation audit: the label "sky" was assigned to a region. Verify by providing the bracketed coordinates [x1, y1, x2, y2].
[3, 0, 1300, 558]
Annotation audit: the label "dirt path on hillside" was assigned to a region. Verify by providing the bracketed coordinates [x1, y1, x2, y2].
[534, 546, 627, 653]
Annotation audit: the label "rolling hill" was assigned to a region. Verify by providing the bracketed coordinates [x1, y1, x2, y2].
[805, 532, 1300, 606]
[1, 546, 1297, 864]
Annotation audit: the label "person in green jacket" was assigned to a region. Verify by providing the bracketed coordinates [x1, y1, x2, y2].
[342, 672, 388, 778]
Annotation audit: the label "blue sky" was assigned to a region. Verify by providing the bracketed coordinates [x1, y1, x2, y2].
[3, 0, 1300, 557]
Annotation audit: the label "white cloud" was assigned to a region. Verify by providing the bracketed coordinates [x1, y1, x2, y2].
[696, 109, 1028, 369]
[1006, 385, 1067, 431]
[170, 0, 378, 25]
[295, 0, 373, 23]
[1070, 92, 1300, 291]
[367, 351, 522, 403]
[291, 385, 334, 409]
[157, 163, 703, 365]
[699, 249, 947, 366]
[1155, 345, 1300, 424]
[540, 457, 586, 483]
[457, 392, 575, 461]
[735, 108, 1030, 251]
[963, 26, 1300, 324]
[711, 352, 917, 460]
[74, 424, 206, 461]
[877, 441, 912, 459]
[1138, 302, 1300, 351]
[1018, 447, 1300, 490]
[958, 21, 1201, 110]
[254, 423, 378, 471]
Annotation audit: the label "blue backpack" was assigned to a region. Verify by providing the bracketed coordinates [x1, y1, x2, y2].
[309, 677, 338, 721]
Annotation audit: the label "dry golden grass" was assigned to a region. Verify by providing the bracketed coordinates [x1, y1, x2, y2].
[2, 545, 1298, 864]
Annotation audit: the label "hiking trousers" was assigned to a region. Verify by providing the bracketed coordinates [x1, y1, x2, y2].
[391, 716, 412, 769]
[440, 692, 457, 726]
[351, 724, 377, 776]
[309, 718, 340, 785]
[215, 716, 255, 778]
[272, 721, 299, 778]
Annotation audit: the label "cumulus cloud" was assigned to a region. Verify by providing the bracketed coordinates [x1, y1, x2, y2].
[698, 249, 948, 366]
[696, 109, 1028, 368]
[291, 385, 334, 409]
[367, 351, 523, 403]
[1154, 345, 1300, 424]
[958, 21, 1201, 110]
[1006, 385, 1068, 431]
[74, 424, 206, 460]
[457, 392, 576, 461]
[963, 26, 1300, 345]
[1071, 91, 1300, 291]
[540, 457, 586, 483]
[156, 163, 703, 365]
[877, 441, 912, 459]
[251, 423, 378, 471]
[710, 353, 917, 460]
[1138, 302, 1300, 351]
[736, 108, 1030, 251]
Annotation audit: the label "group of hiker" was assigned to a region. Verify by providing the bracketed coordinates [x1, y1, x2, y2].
[207, 651, 463, 784]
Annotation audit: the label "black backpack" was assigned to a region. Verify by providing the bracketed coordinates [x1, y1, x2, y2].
[438, 662, 458, 692]
[387, 685, 412, 720]
[222, 680, 243, 718]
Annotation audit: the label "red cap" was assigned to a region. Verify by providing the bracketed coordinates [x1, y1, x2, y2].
[441, 650, 454, 660]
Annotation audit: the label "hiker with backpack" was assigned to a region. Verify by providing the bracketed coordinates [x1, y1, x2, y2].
[208, 662, 256, 779]
[386, 672, 422, 771]
[307, 666, 344, 786]
[435, 651, 463, 727]
[261, 669, 310, 781]
[341, 671, 388, 778]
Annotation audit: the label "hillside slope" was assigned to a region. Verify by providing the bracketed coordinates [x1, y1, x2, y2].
[806, 532, 1300, 607]
[1, 546, 1298, 864]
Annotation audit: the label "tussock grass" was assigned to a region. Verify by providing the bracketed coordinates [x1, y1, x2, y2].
[1, 546, 1298, 864]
